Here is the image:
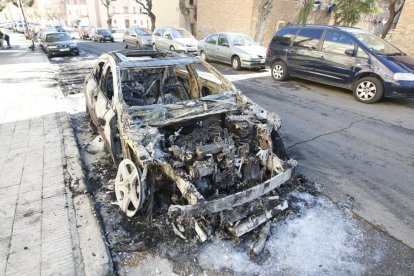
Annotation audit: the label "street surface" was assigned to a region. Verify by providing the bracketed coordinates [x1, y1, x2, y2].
[65, 39, 414, 249]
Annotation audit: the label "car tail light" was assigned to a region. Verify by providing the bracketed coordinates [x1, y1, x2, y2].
[266, 47, 270, 57]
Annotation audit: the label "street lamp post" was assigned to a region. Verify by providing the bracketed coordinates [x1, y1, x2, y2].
[18, 0, 35, 51]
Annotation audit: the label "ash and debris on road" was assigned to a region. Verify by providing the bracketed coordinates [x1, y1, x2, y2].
[51, 58, 95, 96]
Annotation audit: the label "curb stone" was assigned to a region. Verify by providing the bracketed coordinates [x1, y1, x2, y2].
[59, 112, 114, 276]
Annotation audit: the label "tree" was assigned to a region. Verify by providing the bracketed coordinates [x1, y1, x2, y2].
[179, 0, 192, 33]
[382, 0, 405, 38]
[297, 0, 313, 24]
[0, 0, 6, 12]
[100, 0, 114, 30]
[254, 0, 274, 45]
[135, 0, 156, 31]
[333, 0, 378, 26]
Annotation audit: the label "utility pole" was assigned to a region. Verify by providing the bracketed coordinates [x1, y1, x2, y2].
[18, 0, 35, 51]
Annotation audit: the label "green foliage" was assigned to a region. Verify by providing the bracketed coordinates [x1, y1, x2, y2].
[334, 0, 378, 26]
[0, 0, 6, 12]
[297, 1, 313, 24]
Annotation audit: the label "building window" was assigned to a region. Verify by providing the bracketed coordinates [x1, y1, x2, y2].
[111, 6, 116, 14]
[113, 19, 117, 24]
[124, 6, 128, 14]
[189, 0, 194, 5]
[134, 20, 137, 24]
[133, 7, 136, 14]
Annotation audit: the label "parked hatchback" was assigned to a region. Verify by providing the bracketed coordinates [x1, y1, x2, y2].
[91, 28, 114, 42]
[79, 26, 94, 40]
[152, 27, 198, 54]
[266, 25, 414, 103]
[123, 27, 152, 48]
[198, 32, 266, 70]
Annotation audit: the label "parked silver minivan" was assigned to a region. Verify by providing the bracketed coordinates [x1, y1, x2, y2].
[123, 27, 152, 49]
[152, 27, 198, 54]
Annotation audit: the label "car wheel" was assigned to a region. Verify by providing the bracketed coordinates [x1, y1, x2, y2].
[123, 41, 128, 48]
[170, 45, 175, 51]
[47, 51, 53, 58]
[232, 56, 241, 71]
[152, 43, 157, 50]
[353, 77, 384, 103]
[200, 51, 208, 62]
[271, 61, 288, 81]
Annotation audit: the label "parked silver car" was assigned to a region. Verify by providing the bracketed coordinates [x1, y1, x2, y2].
[152, 27, 198, 54]
[198, 32, 266, 70]
[123, 27, 152, 49]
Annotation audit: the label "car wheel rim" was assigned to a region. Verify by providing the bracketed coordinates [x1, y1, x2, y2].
[356, 81, 376, 101]
[201, 52, 206, 61]
[233, 59, 239, 69]
[152, 44, 156, 50]
[272, 65, 284, 79]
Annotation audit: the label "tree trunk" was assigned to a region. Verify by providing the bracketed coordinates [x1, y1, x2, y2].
[179, 0, 192, 33]
[106, 8, 112, 30]
[254, 0, 274, 45]
[149, 13, 156, 31]
[382, 0, 404, 39]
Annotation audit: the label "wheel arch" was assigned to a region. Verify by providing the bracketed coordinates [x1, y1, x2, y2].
[353, 72, 385, 90]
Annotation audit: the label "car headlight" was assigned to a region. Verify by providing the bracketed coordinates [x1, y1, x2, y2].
[69, 43, 77, 47]
[48, 45, 58, 49]
[394, 72, 414, 81]
[176, 42, 186, 50]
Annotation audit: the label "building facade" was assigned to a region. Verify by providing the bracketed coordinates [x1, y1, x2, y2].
[391, 0, 414, 56]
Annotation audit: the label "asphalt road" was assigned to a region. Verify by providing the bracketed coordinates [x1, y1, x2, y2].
[71, 40, 414, 249]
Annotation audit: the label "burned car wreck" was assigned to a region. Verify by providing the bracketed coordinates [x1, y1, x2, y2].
[84, 50, 296, 246]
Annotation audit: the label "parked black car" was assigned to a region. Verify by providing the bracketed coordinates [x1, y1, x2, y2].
[91, 28, 114, 42]
[39, 32, 79, 58]
[265, 25, 414, 103]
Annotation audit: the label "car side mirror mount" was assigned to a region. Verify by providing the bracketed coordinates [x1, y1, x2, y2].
[222, 42, 229, 47]
[345, 49, 354, 56]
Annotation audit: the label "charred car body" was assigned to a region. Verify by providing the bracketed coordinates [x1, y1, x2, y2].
[84, 50, 296, 241]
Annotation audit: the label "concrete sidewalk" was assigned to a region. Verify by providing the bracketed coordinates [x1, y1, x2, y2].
[0, 33, 112, 275]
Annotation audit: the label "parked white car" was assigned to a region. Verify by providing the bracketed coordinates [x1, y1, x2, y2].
[152, 27, 198, 54]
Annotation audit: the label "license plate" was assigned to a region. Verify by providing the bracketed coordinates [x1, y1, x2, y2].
[60, 48, 70, 52]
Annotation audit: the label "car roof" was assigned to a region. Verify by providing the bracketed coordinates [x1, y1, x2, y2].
[107, 50, 200, 68]
[281, 24, 370, 35]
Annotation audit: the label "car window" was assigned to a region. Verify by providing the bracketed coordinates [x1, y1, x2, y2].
[322, 31, 355, 55]
[154, 28, 163, 36]
[217, 35, 229, 47]
[355, 33, 403, 56]
[206, 34, 218, 45]
[101, 66, 114, 101]
[171, 29, 193, 38]
[135, 28, 151, 36]
[45, 33, 71, 42]
[356, 47, 369, 59]
[272, 28, 298, 46]
[293, 29, 323, 50]
[229, 34, 256, 46]
[94, 61, 105, 83]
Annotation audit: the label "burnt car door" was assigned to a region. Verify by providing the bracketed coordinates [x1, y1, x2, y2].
[314, 31, 360, 87]
[85, 60, 105, 121]
[94, 64, 117, 154]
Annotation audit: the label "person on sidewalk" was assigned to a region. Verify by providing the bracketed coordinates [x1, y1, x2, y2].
[0, 30, 11, 49]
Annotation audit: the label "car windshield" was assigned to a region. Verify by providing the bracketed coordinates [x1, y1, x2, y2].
[45, 33, 71, 42]
[135, 28, 151, 36]
[228, 34, 256, 46]
[98, 29, 111, 35]
[355, 33, 404, 56]
[120, 62, 227, 107]
[171, 29, 193, 38]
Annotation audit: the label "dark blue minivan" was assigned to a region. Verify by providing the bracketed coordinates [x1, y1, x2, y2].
[265, 25, 414, 103]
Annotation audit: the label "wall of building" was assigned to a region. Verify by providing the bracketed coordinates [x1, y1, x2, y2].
[391, 0, 414, 56]
[196, 0, 255, 39]
[152, 0, 183, 29]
